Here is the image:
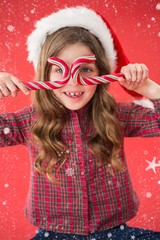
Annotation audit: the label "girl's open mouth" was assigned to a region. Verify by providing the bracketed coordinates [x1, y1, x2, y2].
[64, 92, 83, 98]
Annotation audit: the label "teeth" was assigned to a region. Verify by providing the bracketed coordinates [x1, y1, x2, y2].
[65, 92, 82, 96]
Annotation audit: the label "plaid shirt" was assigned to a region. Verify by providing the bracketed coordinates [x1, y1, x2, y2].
[1, 99, 160, 235]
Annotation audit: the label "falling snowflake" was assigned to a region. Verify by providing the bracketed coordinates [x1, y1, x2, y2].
[2, 201, 7, 205]
[131, 236, 136, 240]
[4, 183, 9, 188]
[156, 3, 160, 10]
[146, 192, 152, 198]
[107, 232, 112, 238]
[65, 167, 75, 177]
[31, 9, 35, 14]
[120, 225, 125, 230]
[146, 156, 160, 174]
[3, 127, 10, 134]
[44, 232, 49, 237]
[24, 16, 30, 22]
[7, 25, 15, 32]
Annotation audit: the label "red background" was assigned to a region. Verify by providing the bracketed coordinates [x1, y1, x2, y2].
[0, 0, 160, 239]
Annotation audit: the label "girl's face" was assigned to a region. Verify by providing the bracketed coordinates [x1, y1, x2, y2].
[49, 43, 99, 111]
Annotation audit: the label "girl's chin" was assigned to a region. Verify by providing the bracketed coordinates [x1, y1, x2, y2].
[63, 102, 87, 111]
[65, 106, 83, 111]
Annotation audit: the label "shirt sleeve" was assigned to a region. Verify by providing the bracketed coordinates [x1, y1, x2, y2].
[0, 106, 34, 147]
[117, 99, 160, 137]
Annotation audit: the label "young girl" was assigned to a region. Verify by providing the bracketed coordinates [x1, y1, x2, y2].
[0, 6, 160, 240]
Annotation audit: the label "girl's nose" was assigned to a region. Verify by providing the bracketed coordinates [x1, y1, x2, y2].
[67, 76, 79, 86]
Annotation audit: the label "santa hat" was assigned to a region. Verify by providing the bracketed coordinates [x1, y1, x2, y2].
[27, 6, 129, 72]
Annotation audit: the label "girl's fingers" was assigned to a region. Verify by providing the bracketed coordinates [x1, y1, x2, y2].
[133, 64, 143, 82]
[11, 75, 30, 95]
[121, 64, 136, 84]
[0, 86, 4, 99]
[121, 63, 149, 83]
[141, 64, 149, 80]
[0, 73, 30, 97]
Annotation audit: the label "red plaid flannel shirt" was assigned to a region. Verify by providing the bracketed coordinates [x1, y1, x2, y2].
[1, 99, 160, 235]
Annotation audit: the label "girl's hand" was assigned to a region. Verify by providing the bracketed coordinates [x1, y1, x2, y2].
[0, 72, 30, 98]
[118, 63, 149, 91]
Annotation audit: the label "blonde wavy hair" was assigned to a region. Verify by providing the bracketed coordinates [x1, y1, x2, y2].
[31, 27, 124, 183]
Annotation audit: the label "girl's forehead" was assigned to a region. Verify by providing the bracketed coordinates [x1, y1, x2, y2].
[57, 43, 94, 64]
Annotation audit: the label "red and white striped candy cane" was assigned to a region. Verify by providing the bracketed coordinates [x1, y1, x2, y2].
[23, 55, 124, 90]
[24, 57, 70, 90]
[71, 55, 124, 85]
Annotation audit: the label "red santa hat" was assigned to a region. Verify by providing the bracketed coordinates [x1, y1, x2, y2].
[27, 6, 129, 73]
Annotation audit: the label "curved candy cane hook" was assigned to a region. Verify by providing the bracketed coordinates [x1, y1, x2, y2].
[71, 55, 124, 85]
[24, 57, 70, 90]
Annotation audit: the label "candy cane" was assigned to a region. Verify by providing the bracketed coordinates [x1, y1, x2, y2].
[24, 57, 70, 90]
[71, 55, 96, 85]
[71, 55, 124, 85]
[23, 55, 124, 90]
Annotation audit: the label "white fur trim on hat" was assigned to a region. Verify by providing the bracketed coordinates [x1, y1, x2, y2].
[27, 6, 117, 71]
[133, 99, 155, 109]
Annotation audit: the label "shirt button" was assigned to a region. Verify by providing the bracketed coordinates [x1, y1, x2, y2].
[72, 113, 77, 118]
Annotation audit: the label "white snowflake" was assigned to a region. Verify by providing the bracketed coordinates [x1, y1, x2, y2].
[7, 25, 15, 32]
[120, 224, 125, 230]
[107, 232, 112, 238]
[24, 16, 30, 22]
[146, 156, 160, 174]
[4, 183, 9, 188]
[131, 236, 136, 240]
[31, 9, 35, 14]
[2, 201, 7, 205]
[3, 127, 10, 134]
[146, 192, 152, 198]
[65, 167, 75, 177]
[156, 3, 160, 10]
[44, 232, 49, 237]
